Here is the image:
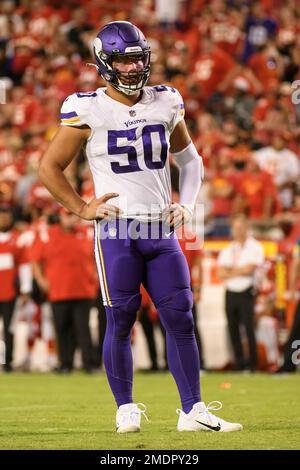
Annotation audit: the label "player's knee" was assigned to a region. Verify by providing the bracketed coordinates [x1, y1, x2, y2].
[123, 292, 142, 314]
[107, 293, 141, 338]
[158, 288, 194, 334]
[172, 288, 193, 312]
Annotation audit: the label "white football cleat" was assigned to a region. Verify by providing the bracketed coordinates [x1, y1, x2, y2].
[177, 401, 243, 433]
[116, 403, 148, 433]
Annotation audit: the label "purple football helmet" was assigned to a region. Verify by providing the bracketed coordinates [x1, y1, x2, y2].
[93, 21, 151, 95]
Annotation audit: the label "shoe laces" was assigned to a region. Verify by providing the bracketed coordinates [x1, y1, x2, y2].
[205, 401, 223, 412]
[176, 400, 223, 426]
[137, 403, 150, 422]
[198, 401, 223, 426]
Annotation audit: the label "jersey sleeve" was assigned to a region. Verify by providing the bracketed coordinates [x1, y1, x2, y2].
[170, 88, 185, 133]
[154, 86, 185, 133]
[60, 93, 88, 127]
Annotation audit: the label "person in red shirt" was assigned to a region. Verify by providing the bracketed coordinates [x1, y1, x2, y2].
[11, 87, 44, 132]
[193, 37, 241, 101]
[234, 154, 279, 221]
[31, 207, 97, 373]
[0, 206, 32, 372]
[208, 149, 240, 237]
[206, 8, 245, 59]
[248, 42, 283, 92]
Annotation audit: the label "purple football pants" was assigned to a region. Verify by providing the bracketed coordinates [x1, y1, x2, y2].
[94, 219, 200, 413]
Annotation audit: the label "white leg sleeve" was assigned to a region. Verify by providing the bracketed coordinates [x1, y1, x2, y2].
[172, 142, 204, 215]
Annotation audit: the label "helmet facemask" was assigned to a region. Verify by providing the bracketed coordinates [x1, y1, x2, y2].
[110, 51, 151, 95]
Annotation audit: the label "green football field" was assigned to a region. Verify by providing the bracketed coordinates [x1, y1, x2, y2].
[0, 371, 299, 450]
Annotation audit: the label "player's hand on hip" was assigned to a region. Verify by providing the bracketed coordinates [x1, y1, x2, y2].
[79, 193, 123, 220]
[162, 203, 192, 229]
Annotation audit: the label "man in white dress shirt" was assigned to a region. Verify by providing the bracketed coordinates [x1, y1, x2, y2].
[218, 214, 264, 371]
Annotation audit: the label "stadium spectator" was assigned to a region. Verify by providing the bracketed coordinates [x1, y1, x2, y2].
[154, 0, 185, 30]
[206, 148, 240, 238]
[234, 153, 280, 238]
[202, 2, 245, 59]
[192, 36, 241, 103]
[218, 214, 264, 371]
[243, 1, 278, 63]
[254, 132, 300, 209]
[275, 186, 300, 237]
[223, 76, 258, 131]
[255, 291, 280, 371]
[248, 41, 283, 92]
[0, 205, 32, 372]
[31, 207, 97, 373]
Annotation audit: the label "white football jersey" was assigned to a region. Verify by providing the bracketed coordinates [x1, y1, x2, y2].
[60, 86, 185, 221]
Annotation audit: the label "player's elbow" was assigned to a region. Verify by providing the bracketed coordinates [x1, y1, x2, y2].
[38, 154, 59, 184]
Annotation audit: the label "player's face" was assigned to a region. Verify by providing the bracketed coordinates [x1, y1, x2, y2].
[112, 55, 145, 86]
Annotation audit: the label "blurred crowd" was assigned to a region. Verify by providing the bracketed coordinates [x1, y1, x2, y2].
[1, 0, 300, 242]
[1, 0, 300, 373]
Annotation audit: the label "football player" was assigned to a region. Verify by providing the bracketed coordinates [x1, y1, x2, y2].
[39, 21, 242, 433]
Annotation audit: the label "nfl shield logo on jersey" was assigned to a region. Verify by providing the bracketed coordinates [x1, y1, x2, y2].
[129, 110, 136, 117]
